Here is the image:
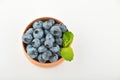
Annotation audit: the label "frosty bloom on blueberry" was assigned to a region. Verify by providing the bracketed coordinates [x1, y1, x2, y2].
[22, 34, 33, 44]
[22, 18, 74, 64]
[50, 25, 62, 38]
[31, 38, 41, 48]
[26, 47, 38, 58]
[38, 45, 47, 53]
[33, 28, 44, 39]
[33, 21, 43, 29]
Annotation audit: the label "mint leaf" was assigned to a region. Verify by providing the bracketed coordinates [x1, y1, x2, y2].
[61, 47, 74, 61]
[63, 31, 74, 47]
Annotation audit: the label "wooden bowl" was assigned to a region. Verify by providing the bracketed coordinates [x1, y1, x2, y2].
[22, 17, 64, 68]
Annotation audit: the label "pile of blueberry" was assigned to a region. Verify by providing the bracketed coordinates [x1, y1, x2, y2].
[22, 19, 68, 63]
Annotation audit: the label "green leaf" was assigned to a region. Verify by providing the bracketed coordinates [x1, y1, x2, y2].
[61, 47, 74, 61]
[63, 31, 74, 47]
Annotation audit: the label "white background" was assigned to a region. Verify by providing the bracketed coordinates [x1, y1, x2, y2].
[0, 0, 120, 80]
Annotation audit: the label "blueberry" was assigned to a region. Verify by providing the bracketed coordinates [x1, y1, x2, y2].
[33, 28, 44, 39]
[49, 54, 58, 62]
[44, 40, 53, 48]
[60, 24, 68, 32]
[50, 44, 60, 53]
[44, 30, 50, 35]
[31, 38, 41, 48]
[26, 44, 32, 51]
[40, 38, 45, 43]
[38, 54, 46, 63]
[33, 21, 43, 29]
[48, 19, 55, 25]
[43, 21, 53, 29]
[54, 24, 61, 26]
[46, 33, 55, 42]
[27, 47, 38, 58]
[55, 38, 62, 46]
[22, 34, 33, 44]
[25, 28, 34, 34]
[38, 45, 47, 53]
[50, 25, 62, 37]
[56, 52, 61, 56]
[42, 51, 52, 61]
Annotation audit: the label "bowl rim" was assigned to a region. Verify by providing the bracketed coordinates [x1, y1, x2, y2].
[22, 17, 64, 68]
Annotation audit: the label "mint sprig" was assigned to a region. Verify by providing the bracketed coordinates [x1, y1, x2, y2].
[60, 31, 74, 61]
[61, 47, 74, 61]
[63, 31, 74, 47]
